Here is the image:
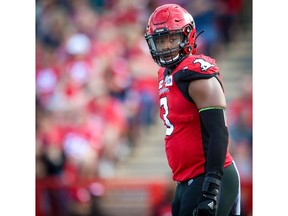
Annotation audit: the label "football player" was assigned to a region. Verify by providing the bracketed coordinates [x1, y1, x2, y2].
[145, 4, 241, 216]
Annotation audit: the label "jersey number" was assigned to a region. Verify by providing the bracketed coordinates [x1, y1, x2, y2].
[160, 97, 174, 136]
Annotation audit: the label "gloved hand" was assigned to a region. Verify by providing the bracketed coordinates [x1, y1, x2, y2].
[192, 173, 221, 216]
[192, 194, 217, 216]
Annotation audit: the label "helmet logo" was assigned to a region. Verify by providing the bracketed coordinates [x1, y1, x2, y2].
[153, 8, 170, 24]
[193, 58, 215, 71]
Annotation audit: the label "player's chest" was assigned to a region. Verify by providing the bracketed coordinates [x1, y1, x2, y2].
[158, 74, 195, 115]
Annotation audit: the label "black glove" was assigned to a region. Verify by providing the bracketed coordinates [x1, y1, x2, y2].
[192, 173, 221, 216]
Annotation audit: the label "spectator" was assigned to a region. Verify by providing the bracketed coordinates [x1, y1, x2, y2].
[227, 74, 252, 151]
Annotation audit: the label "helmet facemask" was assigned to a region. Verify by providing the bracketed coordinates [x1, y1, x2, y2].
[145, 25, 194, 68]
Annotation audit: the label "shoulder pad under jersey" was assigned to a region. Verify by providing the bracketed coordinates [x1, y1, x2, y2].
[176, 54, 219, 75]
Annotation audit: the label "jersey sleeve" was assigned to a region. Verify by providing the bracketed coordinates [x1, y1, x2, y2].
[175, 55, 220, 82]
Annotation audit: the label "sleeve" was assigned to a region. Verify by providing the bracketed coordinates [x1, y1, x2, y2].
[173, 69, 217, 103]
[199, 107, 228, 178]
[174, 55, 220, 82]
[174, 68, 216, 82]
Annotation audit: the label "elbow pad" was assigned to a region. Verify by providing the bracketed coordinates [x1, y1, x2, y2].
[199, 107, 228, 176]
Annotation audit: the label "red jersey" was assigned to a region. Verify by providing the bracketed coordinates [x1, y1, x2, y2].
[158, 54, 233, 182]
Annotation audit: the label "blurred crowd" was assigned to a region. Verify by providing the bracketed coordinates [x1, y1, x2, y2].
[36, 0, 252, 215]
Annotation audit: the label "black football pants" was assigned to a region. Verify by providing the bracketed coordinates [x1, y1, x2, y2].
[171, 161, 241, 216]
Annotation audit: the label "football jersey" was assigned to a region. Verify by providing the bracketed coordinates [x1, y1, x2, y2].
[158, 54, 233, 182]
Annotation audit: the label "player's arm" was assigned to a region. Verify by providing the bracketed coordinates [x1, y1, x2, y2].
[188, 76, 228, 216]
[188, 75, 227, 173]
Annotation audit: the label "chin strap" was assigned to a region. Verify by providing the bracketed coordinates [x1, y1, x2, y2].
[193, 30, 205, 49]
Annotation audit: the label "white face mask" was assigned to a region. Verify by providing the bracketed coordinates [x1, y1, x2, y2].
[160, 53, 180, 64]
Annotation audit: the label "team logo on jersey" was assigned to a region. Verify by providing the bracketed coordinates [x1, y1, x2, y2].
[193, 58, 215, 71]
[165, 75, 173, 87]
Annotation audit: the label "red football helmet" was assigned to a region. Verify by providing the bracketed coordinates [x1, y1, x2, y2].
[145, 4, 197, 68]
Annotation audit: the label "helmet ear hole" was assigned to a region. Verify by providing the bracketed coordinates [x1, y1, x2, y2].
[184, 26, 191, 36]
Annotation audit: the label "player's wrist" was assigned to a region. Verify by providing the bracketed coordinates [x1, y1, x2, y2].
[192, 173, 221, 216]
[202, 172, 222, 202]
